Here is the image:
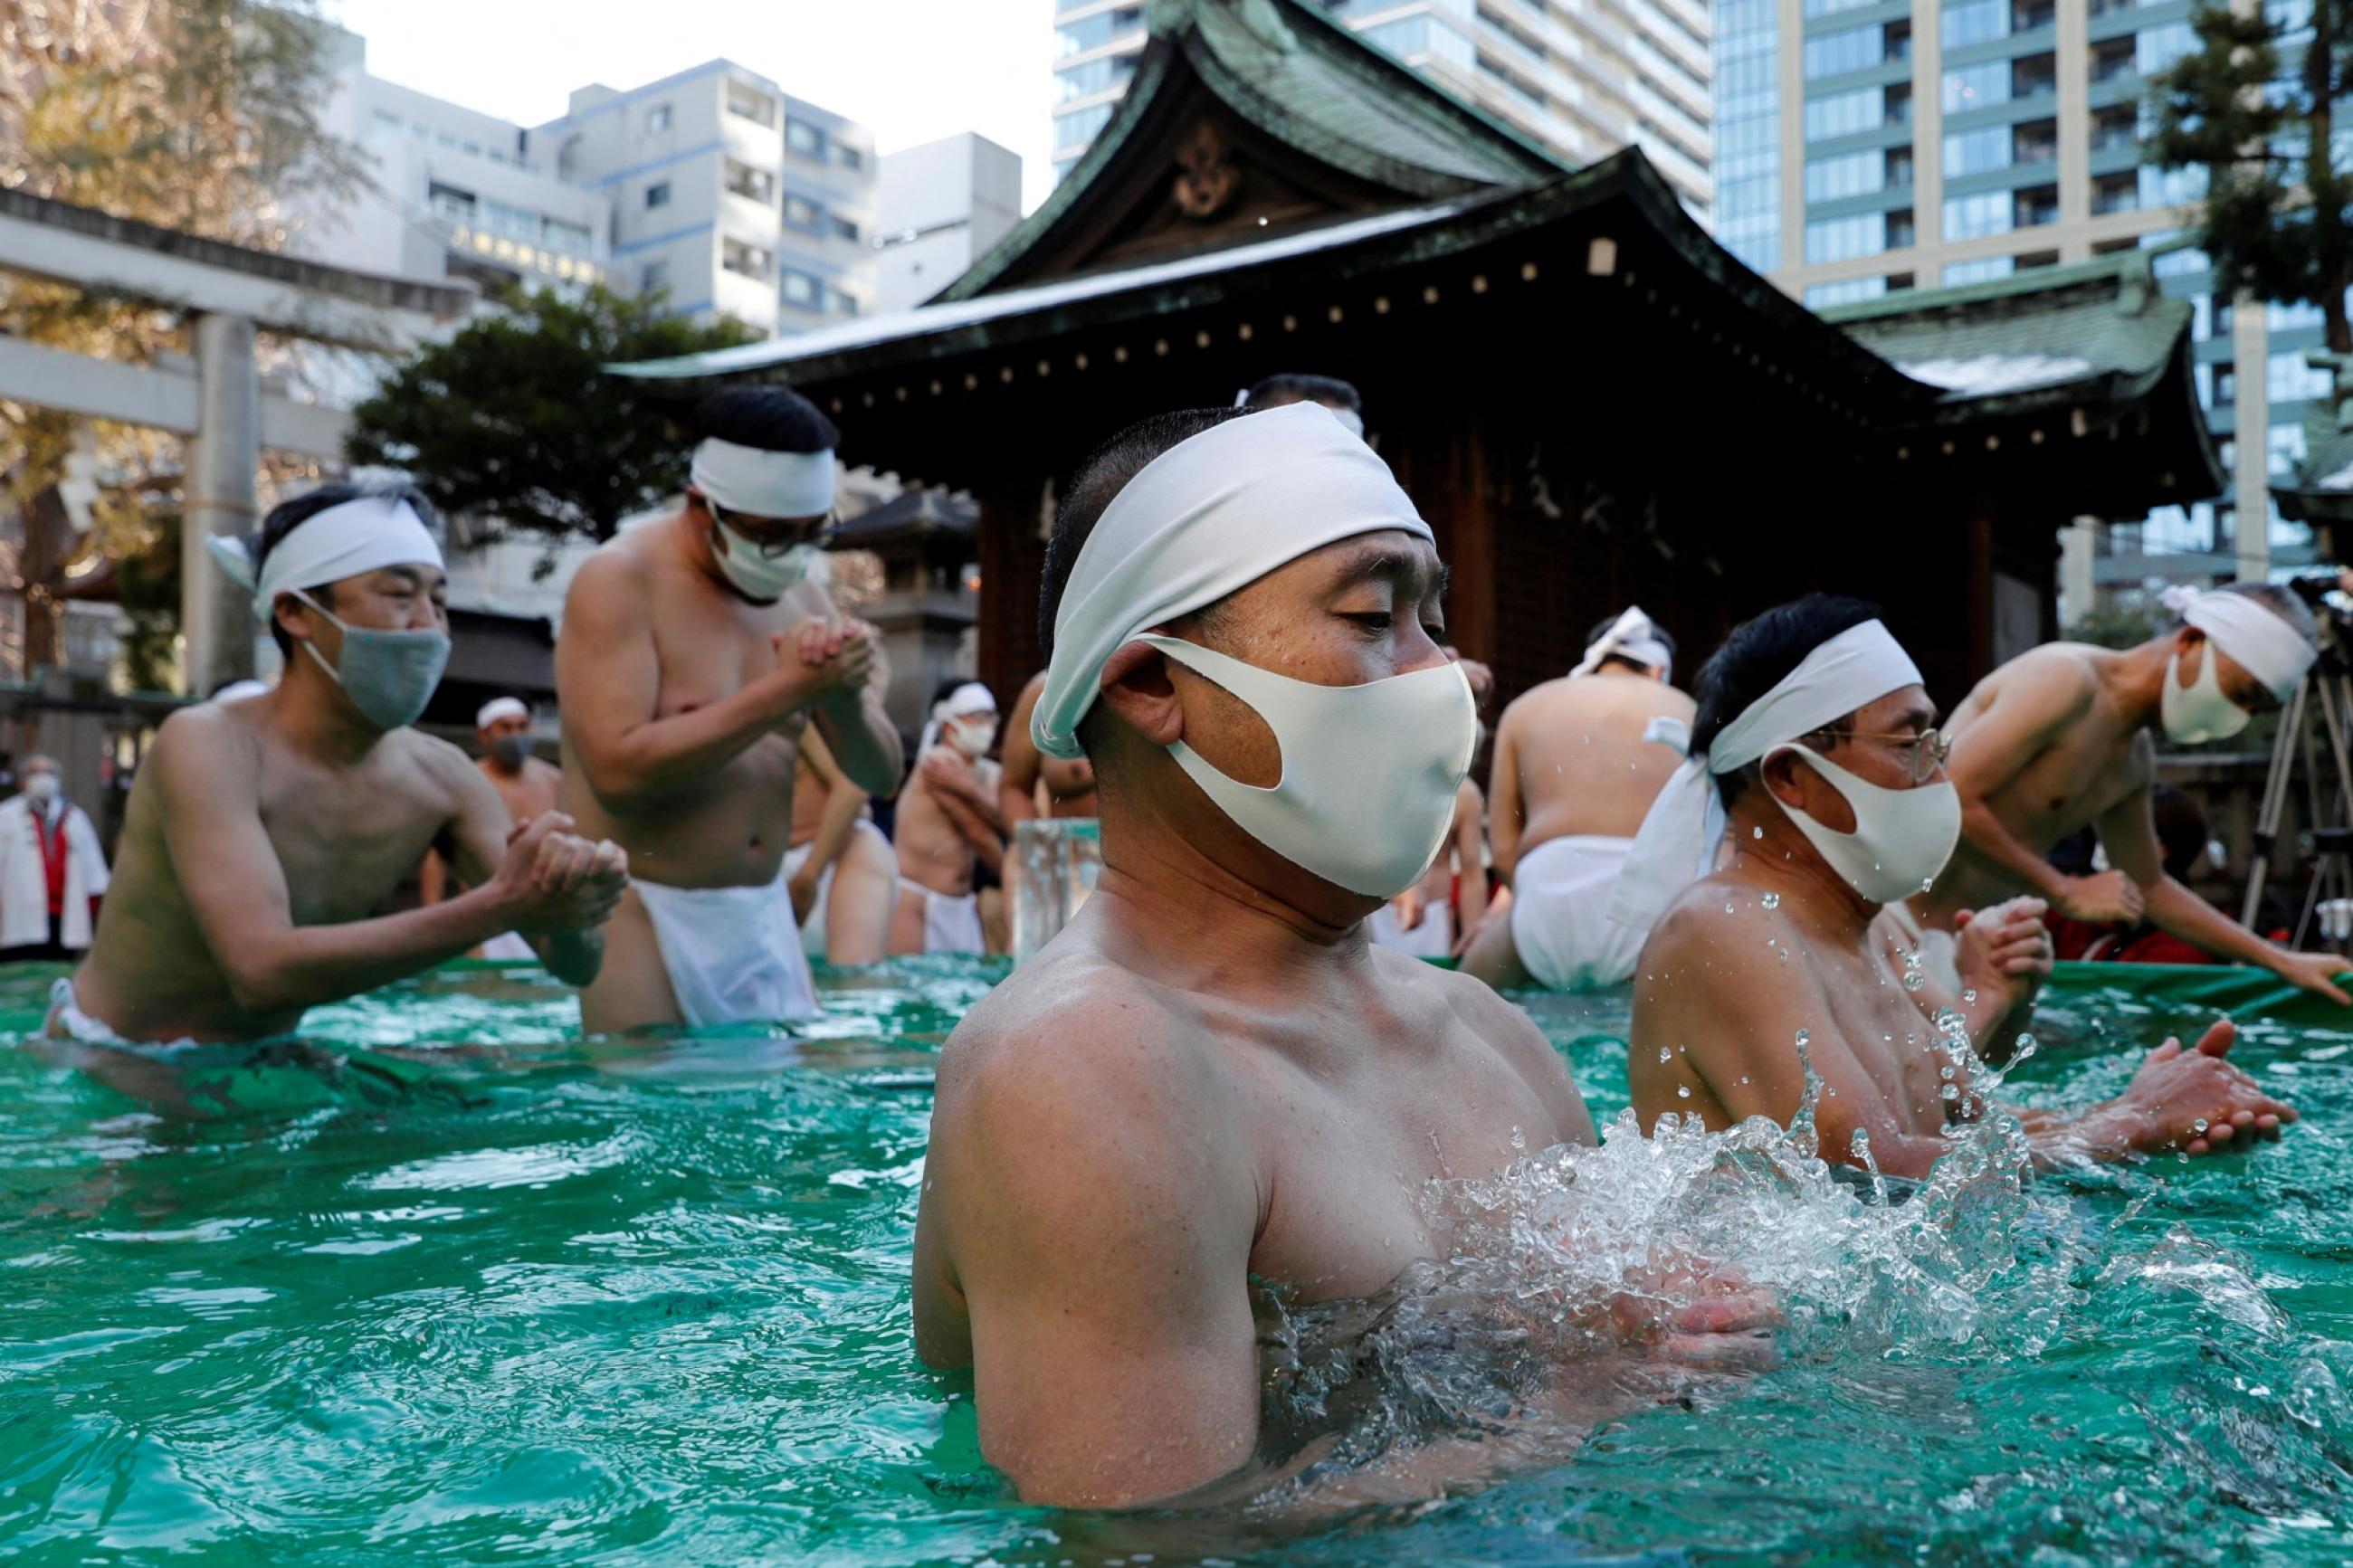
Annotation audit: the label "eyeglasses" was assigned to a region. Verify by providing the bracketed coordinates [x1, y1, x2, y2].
[1827, 727, 1952, 785]
[710, 502, 840, 559]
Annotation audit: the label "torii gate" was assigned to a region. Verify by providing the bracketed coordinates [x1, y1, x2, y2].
[0, 187, 473, 693]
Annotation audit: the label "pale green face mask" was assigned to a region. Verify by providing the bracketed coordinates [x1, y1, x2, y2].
[296, 590, 452, 731]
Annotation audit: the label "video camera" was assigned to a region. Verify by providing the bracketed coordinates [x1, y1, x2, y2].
[2289, 572, 2353, 667]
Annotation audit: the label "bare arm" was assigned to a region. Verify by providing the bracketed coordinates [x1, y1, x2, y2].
[921, 1011, 1262, 1506]
[152, 714, 570, 1012]
[999, 675, 1046, 827]
[790, 729, 868, 899]
[1486, 708, 1524, 884]
[930, 774, 1006, 873]
[1452, 779, 1489, 923]
[557, 553, 845, 813]
[800, 588, 904, 799]
[2098, 791, 2352, 1003]
[440, 761, 624, 988]
[1943, 668, 2099, 907]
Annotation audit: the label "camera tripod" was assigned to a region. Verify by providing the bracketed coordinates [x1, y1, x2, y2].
[2241, 653, 2353, 951]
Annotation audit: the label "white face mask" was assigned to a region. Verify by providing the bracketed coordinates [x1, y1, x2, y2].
[710, 518, 819, 601]
[1771, 743, 1961, 906]
[24, 774, 59, 803]
[1138, 633, 1477, 899]
[948, 717, 996, 759]
[2160, 643, 2253, 744]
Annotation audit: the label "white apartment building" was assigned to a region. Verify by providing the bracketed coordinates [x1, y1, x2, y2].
[1053, 0, 1715, 217]
[538, 62, 880, 337]
[301, 28, 614, 297]
[874, 134, 1024, 313]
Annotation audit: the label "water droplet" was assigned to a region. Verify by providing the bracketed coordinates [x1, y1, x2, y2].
[1737, 1075, 1752, 1085]
[1921, 877, 1936, 893]
[2191, 1117, 2209, 1135]
[1962, 988, 1978, 1003]
[1753, 825, 1765, 839]
[1724, 901, 1737, 913]
[1940, 1064, 1957, 1080]
[1659, 1047, 1674, 1063]
[1795, 1030, 1811, 1047]
[1940, 1083, 1960, 1102]
[1676, 1085, 1691, 1098]
[1762, 892, 1781, 909]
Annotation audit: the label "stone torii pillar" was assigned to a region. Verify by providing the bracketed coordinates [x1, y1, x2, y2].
[183, 311, 261, 695]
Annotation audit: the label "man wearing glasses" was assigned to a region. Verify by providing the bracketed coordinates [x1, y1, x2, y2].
[557, 386, 903, 1032]
[1616, 595, 2294, 1175]
[1906, 582, 2348, 1006]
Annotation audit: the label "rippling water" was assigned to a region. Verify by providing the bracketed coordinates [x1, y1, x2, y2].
[3, 961, 2349, 1563]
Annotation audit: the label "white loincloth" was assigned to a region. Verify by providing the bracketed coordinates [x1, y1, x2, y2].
[1510, 835, 1645, 990]
[901, 878, 985, 955]
[481, 932, 536, 962]
[1368, 899, 1453, 959]
[634, 865, 820, 1026]
[45, 977, 197, 1058]
[1882, 901, 1963, 994]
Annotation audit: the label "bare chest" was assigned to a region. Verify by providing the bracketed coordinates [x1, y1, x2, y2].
[1988, 721, 2144, 843]
[256, 761, 447, 923]
[1818, 953, 1961, 1132]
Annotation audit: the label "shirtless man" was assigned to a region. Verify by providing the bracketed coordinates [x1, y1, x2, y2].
[1461, 607, 1692, 990]
[50, 484, 626, 1080]
[425, 695, 565, 959]
[1623, 595, 2297, 1179]
[998, 671, 1097, 823]
[913, 404, 1769, 1508]
[557, 386, 902, 1032]
[1908, 583, 2347, 1004]
[891, 680, 1004, 955]
[1368, 771, 1487, 958]
[782, 728, 895, 965]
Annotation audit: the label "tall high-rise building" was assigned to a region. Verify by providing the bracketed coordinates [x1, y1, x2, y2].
[539, 62, 879, 337]
[1737, 0, 2320, 593]
[1052, 0, 1714, 216]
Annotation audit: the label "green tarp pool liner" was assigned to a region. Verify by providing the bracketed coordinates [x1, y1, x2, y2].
[2038, 960, 2352, 1024]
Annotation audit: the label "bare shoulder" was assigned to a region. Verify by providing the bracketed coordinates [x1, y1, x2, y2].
[386, 727, 494, 805]
[1497, 677, 1576, 730]
[1637, 877, 1793, 992]
[935, 946, 1204, 1117]
[564, 536, 661, 618]
[1985, 644, 2101, 714]
[148, 701, 259, 788]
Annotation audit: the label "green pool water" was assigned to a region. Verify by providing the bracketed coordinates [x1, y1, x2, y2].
[3, 958, 2350, 1564]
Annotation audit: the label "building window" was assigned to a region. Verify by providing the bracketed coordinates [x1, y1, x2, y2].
[541, 216, 594, 252]
[836, 144, 863, 171]
[1944, 190, 2013, 240]
[2014, 119, 2059, 166]
[1941, 0, 2007, 48]
[1805, 212, 1885, 263]
[2270, 423, 2310, 476]
[2138, 21, 2196, 75]
[786, 118, 826, 158]
[641, 260, 670, 294]
[2013, 52, 2058, 97]
[1055, 5, 1146, 56]
[1805, 148, 1883, 203]
[1942, 60, 2009, 111]
[2089, 37, 2136, 84]
[1054, 102, 1117, 148]
[645, 181, 672, 210]
[1942, 125, 2011, 177]
[2269, 351, 2333, 404]
[723, 237, 774, 282]
[1358, 14, 1476, 69]
[1942, 256, 2014, 285]
[781, 269, 821, 308]
[2090, 171, 2139, 215]
[726, 160, 776, 205]
[427, 181, 477, 223]
[1886, 146, 1915, 185]
[828, 288, 859, 316]
[728, 84, 778, 127]
[831, 214, 860, 242]
[1803, 22, 1883, 78]
[646, 103, 673, 133]
[1057, 51, 1141, 100]
[783, 195, 823, 231]
[1887, 206, 1917, 247]
[1803, 84, 1881, 140]
[1805, 276, 1888, 306]
[2012, 0, 2054, 30]
[2015, 183, 2060, 225]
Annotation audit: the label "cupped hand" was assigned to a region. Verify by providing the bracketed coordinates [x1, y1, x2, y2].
[772, 616, 878, 708]
[2119, 1019, 2298, 1155]
[500, 812, 629, 934]
[2275, 947, 2353, 1007]
[1953, 897, 2054, 1004]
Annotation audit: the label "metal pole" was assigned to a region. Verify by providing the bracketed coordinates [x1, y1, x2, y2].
[2244, 677, 2309, 926]
[183, 311, 259, 697]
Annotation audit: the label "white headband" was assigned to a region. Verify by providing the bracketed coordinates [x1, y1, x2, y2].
[207, 494, 445, 623]
[1574, 604, 1673, 679]
[919, 681, 996, 756]
[1032, 403, 1430, 761]
[2159, 585, 2315, 701]
[1609, 619, 1923, 935]
[691, 436, 837, 519]
[477, 697, 529, 729]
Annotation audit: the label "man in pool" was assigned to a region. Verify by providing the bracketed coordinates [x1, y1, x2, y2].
[557, 386, 902, 1031]
[1621, 595, 2297, 1180]
[912, 404, 1777, 1508]
[420, 695, 566, 958]
[52, 483, 628, 1065]
[1907, 583, 2348, 1004]
[999, 670, 1098, 823]
[1461, 606, 1691, 990]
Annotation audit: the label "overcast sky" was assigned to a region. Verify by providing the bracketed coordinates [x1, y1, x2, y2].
[321, 0, 1061, 212]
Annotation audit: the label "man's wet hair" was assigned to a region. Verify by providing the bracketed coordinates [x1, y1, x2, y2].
[691, 385, 839, 455]
[1245, 373, 1361, 413]
[254, 480, 440, 660]
[2171, 580, 2319, 647]
[1036, 407, 1260, 758]
[1585, 612, 1678, 674]
[1692, 594, 1885, 807]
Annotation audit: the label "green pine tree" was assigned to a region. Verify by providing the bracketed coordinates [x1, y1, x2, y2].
[2148, 0, 2353, 354]
[345, 285, 760, 549]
